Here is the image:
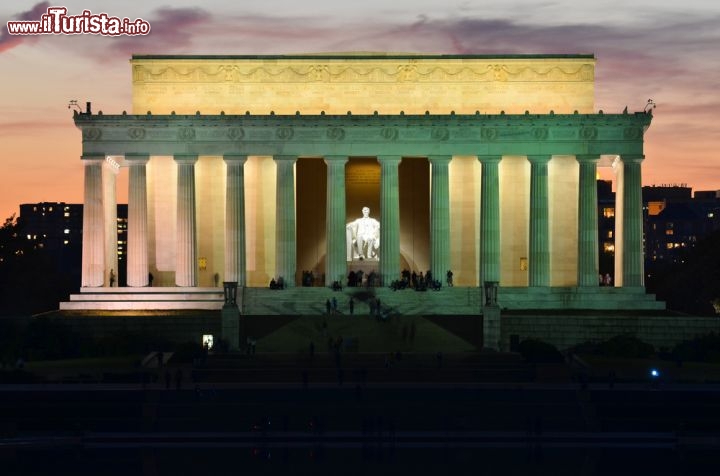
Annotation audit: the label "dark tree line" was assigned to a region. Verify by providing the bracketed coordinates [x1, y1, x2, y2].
[0, 215, 78, 316]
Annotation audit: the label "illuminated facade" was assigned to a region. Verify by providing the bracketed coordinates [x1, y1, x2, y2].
[62, 54, 663, 313]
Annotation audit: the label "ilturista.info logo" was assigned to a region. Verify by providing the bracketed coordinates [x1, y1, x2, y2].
[6, 6, 151, 36]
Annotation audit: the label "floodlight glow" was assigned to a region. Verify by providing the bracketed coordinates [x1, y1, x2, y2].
[650, 368, 660, 378]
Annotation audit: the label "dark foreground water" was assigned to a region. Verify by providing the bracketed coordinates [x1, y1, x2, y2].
[4, 440, 718, 475]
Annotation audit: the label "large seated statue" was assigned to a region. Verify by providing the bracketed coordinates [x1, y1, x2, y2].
[346, 206, 380, 261]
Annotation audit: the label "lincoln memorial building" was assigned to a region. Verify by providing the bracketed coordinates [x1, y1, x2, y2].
[61, 54, 664, 314]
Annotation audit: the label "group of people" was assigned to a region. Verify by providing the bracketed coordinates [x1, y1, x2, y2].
[324, 295, 389, 319]
[301, 270, 319, 287]
[599, 273, 613, 286]
[390, 269, 451, 291]
[268, 276, 286, 290]
[346, 269, 380, 287]
[325, 296, 358, 316]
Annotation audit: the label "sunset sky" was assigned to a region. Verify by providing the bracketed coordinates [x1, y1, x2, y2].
[1, 0, 718, 220]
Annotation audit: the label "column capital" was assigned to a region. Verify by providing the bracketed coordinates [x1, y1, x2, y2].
[81, 153, 106, 163]
[477, 155, 502, 164]
[125, 153, 150, 165]
[428, 155, 452, 163]
[323, 155, 348, 165]
[174, 154, 198, 164]
[575, 154, 600, 163]
[526, 154, 552, 164]
[223, 154, 247, 165]
[377, 155, 402, 165]
[273, 155, 297, 163]
[621, 154, 645, 164]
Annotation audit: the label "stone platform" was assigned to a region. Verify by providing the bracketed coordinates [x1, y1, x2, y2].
[59, 287, 224, 311]
[59, 285, 664, 314]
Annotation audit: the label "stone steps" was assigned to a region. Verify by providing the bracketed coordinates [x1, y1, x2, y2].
[60, 287, 224, 311]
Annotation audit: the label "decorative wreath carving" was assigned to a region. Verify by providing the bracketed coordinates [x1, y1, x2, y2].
[580, 126, 597, 140]
[533, 127, 548, 140]
[480, 127, 497, 141]
[128, 127, 145, 140]
[177, 127, 196, 141]
[227, 127, 245, 141]
[276, 126, 294, 140]
[380, 127, 399, 141]
[431, 127, 450, 141]
[326, 127, 345, 141]
[83, 128, 102, 141]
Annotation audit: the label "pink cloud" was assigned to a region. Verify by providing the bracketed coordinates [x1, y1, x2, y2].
[0, 2, 50, 53]
[108, 6, 212, 57]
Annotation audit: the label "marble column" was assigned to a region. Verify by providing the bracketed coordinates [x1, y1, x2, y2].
[576, 155, 600, 287]
[224, 155, 247, 287]
[478, 155, 502, 285]
[175, 155, 198, 287]
[325, 156, 348, 286]
[429, 156, 451, 282]
[379, 156, 402, 286]
[528, 155, 551, 287]
[126, 154, 149, 287]
[621, 154, 645, 287]
[274, 156, 297, 287]
[81, 156, 105, 287]
[103, 158, 119, 286]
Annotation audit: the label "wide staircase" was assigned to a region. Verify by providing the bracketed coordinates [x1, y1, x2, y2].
[242, 286, 482, 316]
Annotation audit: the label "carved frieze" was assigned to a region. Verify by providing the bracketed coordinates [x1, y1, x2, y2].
[131, 62, 595, 85]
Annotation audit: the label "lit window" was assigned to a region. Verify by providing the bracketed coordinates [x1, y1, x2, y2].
[64, 229, 70, 234]
[603, 243, 615, 253]
[607, 230, 613, 238]
[26, 234, 31, 240]
[64, 212, 70, 217]
[709, 212, 715, 218]
[48, 206, 53, 212]
[603, 207, 615, 218]
[63, 240, 69, 245]
[666, 229, 673, 235]
[666, 243, 673, 249]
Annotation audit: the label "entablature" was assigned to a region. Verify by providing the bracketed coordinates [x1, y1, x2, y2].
[74, 111, 651, 159]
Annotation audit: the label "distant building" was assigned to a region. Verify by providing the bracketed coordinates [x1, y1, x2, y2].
[644, 187, 720, 269]
[18, 202, 128, 286]
[594, 182, 720, 279]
